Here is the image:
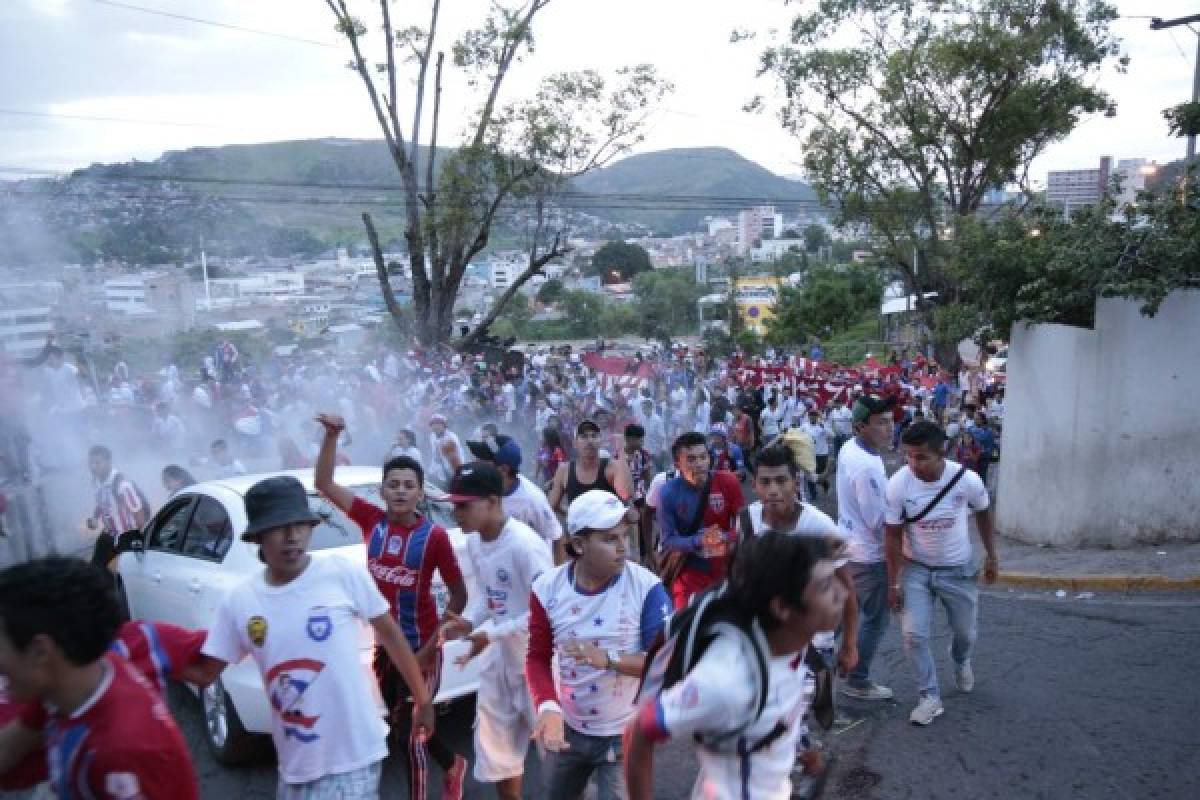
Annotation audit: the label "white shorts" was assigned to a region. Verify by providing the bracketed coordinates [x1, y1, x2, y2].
[472, 650, 535, 783]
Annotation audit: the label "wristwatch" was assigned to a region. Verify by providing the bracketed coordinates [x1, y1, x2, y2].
[606, 649, 620, 669]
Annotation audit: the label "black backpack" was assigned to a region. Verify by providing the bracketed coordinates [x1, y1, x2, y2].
[636, 586, 789, 753]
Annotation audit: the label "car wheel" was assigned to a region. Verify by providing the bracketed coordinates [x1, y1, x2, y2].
[201, 678, 265, 766]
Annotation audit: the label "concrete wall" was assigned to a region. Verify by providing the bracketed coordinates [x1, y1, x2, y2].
[996, 290, 1200, 547]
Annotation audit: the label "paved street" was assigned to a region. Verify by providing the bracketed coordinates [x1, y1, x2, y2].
[168, 587, 1200, 799]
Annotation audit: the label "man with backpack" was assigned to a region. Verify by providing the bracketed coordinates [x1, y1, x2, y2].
[885, 420, 998, 726]
[625, 532, 846, 800]
[741, 445, 859, 794]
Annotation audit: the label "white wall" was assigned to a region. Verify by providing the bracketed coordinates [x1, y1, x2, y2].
[996, 290, 1200, 546]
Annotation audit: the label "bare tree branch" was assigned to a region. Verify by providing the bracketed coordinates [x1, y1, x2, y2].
[362, 212, 406, 326]
[411, 0, 441, 167]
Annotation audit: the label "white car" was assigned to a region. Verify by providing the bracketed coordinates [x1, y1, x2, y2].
[114, 468, 482, 765]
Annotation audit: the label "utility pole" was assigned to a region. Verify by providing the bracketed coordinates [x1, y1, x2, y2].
[1151, 14, 1200, 160]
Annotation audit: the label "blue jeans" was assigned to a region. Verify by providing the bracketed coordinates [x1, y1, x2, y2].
[847, 561, 891, 688]
[900, 561, 979, 699]
[544, 726, 625, 800]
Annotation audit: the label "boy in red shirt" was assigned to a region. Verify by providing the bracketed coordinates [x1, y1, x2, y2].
[1, 619, 207, 794]
[0, 558, 199, 800]
[313, 412, 469, 800]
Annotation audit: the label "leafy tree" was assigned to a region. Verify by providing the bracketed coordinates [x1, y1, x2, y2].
[495, 290, 533, 336]
[559, 290, 607, 337]
[588, 240, 653, 281]
[1164, 101, 1200, 139]
[757, 0, 1123, 364]
[327, 1, 670, 349]
[535, 277, 565, 305]
[951, 173, 1200, 339]
[766, 264, 884, 345]
[802, 223, 830, 254]
[630, 269, 704, 345]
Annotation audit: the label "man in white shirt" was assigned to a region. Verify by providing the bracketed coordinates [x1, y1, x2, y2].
[440, 463, 553, 800]
[885, 420, 998, 726]
[209, 439, 247, 479]
[465, 436, 566, 564]
[625, 531, 846, 800]
[837, 395, 897, 702]
[527, 490, 671, 800]
[187, 476, 433, 798]
[759, 394, 785, 440]
[428, 413, 466, 486]
[829, 398, 854, 458]
[799, 408, 833, 499]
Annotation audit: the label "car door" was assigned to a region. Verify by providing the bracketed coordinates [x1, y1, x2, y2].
[157, 494, 237, 630]
[120, 495, 196, 621]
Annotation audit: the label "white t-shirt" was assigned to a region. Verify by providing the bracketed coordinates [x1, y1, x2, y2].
[759, 406, 785, 437]
[202, 555, 390, 784]
[743, 501, 843, 650]
[644, 470, 672, 510]
[652, 631, 813, 800]
[465, 518, 554, 667]
[800, 420, 831, 457]
[829, 406, 853, 437]
[884, 461, 990, 567]
[504, 474, 563, 546]
[429, 430, 466, 484]
[43, 362, 85, 414]
[835, 438, 889, 564]
[531, 562, 669, 736]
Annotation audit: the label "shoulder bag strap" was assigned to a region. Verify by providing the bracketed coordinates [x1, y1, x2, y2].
[904, 465, 967, 524]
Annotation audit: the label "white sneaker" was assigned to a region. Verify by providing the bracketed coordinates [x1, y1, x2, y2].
[909, 695, 944, 726]
[955, 661, 975, 693]
[839, 681, 894, 700]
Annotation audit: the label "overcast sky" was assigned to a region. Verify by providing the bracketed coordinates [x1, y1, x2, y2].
[0, 0, 1195, 184]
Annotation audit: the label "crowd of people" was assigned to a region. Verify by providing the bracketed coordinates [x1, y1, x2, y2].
[0, 335, 1006, 799]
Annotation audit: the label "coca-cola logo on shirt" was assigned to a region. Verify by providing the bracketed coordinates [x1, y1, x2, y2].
[368, 560, 418, 587]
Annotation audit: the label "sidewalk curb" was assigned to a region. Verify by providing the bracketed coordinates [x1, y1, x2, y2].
[995, 572, 1200, 592]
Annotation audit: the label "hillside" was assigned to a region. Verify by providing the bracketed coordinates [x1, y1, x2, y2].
[75, 139, 817, 235]
[570, 147, 818, 233]
[0, 140, 819, 266]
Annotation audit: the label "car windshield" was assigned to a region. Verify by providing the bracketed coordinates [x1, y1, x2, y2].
[307, 484, 457, 551]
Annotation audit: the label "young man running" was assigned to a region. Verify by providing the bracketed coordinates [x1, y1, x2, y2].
[526, 490, 672, 799]
[188, 475, 435, 798]
[439, 463, 554, 800]
[625, 532, 846, 800]
[0, 558, 200, 799]
[885, 420, 998, 726]
[314, 412, 468, 799]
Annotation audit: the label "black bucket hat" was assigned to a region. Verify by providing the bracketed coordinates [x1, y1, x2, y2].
[241, 475, 321, 542]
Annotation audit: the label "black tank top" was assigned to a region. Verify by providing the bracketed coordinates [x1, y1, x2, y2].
[566, 457, 617, 503]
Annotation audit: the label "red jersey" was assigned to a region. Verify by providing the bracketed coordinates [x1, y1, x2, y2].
[19, 654, 198, 800]
[2, 621, 204, 792]
[347, 498, 464, 651]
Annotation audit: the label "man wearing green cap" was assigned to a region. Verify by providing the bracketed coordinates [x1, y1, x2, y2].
[836, 395, 896, 701]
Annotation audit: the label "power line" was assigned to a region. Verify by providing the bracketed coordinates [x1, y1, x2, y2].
[91, 0, 338, 48]
[0, 164, 828, 207]
[0, 108, 223, 129]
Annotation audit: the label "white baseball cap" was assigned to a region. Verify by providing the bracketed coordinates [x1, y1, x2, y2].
[566, 490, 626, 536]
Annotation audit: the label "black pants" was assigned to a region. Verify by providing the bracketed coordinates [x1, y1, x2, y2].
[374, 647, 458, 796]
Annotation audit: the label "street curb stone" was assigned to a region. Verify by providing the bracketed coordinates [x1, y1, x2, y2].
[995, 572, 1200, 592]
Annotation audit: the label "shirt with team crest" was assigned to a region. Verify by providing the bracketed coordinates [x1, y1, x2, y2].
[202, 555, 390, 784]
[527, 561, 671, 736]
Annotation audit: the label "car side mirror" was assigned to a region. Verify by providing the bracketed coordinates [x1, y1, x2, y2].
[115, 529, 145, 556]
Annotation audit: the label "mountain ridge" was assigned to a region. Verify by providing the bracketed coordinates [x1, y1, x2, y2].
[70, 139, 816, 234]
